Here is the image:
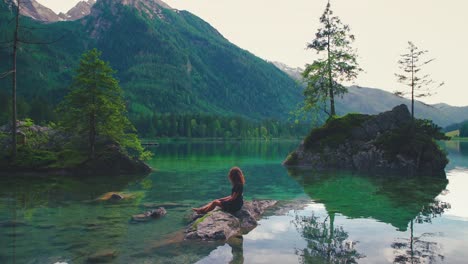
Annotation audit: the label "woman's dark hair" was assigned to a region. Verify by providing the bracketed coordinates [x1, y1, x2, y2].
[228, 167, 245, 185]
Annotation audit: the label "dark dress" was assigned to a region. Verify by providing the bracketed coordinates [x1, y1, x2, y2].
[221, 184, 244, 213]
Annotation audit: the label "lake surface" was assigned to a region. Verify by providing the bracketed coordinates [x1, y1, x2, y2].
[1, 140, 468, 263]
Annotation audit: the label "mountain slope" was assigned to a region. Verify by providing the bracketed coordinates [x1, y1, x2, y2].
[273, 62, 468, 127]
[0, 0, 302, 124]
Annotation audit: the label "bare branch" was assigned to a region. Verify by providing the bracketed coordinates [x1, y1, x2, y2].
[17, 34, 65, 45]
[0, 70, 15, 79]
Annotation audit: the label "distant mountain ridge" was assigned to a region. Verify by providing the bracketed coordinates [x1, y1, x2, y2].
[273, 62, 468, 127]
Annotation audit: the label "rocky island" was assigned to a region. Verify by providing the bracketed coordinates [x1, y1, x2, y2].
[284, 105, 449, 176]
[0, 121, 151, 175]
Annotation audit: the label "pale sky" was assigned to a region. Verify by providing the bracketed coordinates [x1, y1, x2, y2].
[37, 0, 468, 106]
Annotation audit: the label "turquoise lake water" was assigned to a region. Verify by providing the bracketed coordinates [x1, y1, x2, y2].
[1, 140, 467, 263]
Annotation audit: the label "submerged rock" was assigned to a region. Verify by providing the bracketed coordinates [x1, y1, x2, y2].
[96, 192, 133, 202]
[131, 207, 167, 222]
[284, 105, 448, 177]
[185, 200, 277, 241]
[110, 193, 124, 201]
[87, 249, 118, 263]
[0, 220, 28, 227]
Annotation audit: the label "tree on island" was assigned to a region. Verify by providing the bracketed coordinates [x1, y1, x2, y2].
[394, 41, 444, 119]
[302, 0, 361, 118]
[58, 49, 149, 160]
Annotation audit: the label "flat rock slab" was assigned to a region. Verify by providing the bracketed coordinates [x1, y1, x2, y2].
[185, 200, 277, 241]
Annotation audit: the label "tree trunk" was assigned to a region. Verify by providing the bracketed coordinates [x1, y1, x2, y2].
[89, 112, 96, 160]
[410, 220, 414, 263]
[327, 17, 336, 117]
[411, 52, 415, 120]
[11, 0, 20, 160]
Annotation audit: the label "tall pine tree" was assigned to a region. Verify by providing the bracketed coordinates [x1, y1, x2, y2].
[58, 49, 148, 160]
[302, 1, 361, 117]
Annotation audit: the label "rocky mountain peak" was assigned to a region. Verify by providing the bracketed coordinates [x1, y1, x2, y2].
[6, 0, 173, 22]
[9, 0, 60, 22]
[113, 0, 172, 20]
[121, 0, 171, 10]
[58, 0, 96, 21]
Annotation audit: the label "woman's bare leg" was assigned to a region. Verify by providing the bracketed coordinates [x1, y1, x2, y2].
[193, 200, 221, 214]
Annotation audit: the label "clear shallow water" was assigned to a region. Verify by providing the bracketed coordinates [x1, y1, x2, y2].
[0, 140, 467, 263]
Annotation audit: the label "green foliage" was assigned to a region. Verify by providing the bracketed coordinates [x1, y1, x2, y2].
[304, 113, 371, 151]
[302, 2, 361, 117]
[460, 123, 468, 137]
[57, 49, 149, 160]
[13, 145, 57, 168]
[0, 119, 59, 168]
[376, 119, 449, 163]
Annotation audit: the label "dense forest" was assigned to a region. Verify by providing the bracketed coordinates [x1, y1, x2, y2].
[133, 113, 308, 139]
[0, 89, 309, 139]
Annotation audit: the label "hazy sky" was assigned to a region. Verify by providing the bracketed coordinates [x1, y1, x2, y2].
[37, 0, 468, 106]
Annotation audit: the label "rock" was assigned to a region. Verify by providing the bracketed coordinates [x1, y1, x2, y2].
[185, 200, 277, 241]
[87, 249, 117, 263]
[131, 207, 167, 222]
[96, 192, 132, 202]
[142, 202, 188, 209]
[110, 193, 124, 201]
[78, 144, 152, 175]
[284, 105, 448, 177]
[0, 220, 28, 227]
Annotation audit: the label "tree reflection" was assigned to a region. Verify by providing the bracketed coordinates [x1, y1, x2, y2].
[294, 212, 364, 264]
[392, 200, 450, 264]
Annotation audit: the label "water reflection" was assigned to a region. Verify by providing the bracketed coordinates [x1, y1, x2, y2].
[392, 222, 444, 264]
[287, 169, 449, 231]
[294, 212, 364, 263]
[441, 140, 468, 170]
[391, 196, 450, 263]
[148, 140, 299, 173]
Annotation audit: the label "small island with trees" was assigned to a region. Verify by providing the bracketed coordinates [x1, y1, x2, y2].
[0, 49, 151, 175]
[284, 1, 449, 176]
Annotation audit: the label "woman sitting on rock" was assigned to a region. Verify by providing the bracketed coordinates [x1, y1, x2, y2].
[193, 167, 245, 214]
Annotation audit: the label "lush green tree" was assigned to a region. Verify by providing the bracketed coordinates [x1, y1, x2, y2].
[460, 123, 468, 137]
[395, 41, 444, 119]
[58, 49, 148, 160]
[302, 0, 361, 117]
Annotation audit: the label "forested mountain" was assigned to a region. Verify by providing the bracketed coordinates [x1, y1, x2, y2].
[0, 0, 302, 130]
[273, 62, 468, 128]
